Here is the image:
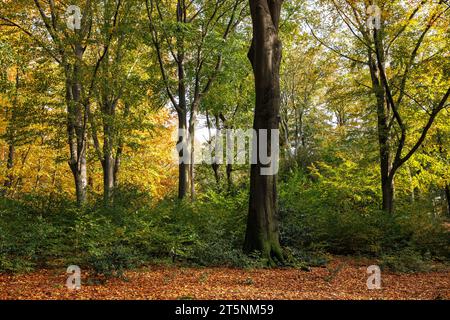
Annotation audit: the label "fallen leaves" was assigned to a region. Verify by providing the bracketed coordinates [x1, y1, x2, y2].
[0, 257, 448, 300]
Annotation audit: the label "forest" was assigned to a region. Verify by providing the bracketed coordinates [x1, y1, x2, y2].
[0, 0, 449, 300]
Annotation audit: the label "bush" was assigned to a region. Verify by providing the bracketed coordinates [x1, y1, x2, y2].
[380, 248, 432, 273]
[0, 197, 70, 272]
[86, 245, 141, 278]
[0, 186, 259, 274]
[279, 168, 450, 262]
[1, 170, 448, 276]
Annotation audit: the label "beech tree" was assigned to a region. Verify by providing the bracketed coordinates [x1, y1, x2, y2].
[0, 0, 98, 205]
[145, 0, 245, 200]
[306, 0, 450, 213]
[243, 0, 284, 264]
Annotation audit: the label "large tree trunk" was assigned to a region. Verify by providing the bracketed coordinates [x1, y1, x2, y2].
[244, 0, 284, 265]
[382, 176, 395, 213]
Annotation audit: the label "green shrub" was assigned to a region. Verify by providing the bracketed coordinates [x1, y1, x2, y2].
[86, 245, 141, 278]
[380, 248, 432, 273]
[1, 170, 448, 276]
[279, 168, 450, 262]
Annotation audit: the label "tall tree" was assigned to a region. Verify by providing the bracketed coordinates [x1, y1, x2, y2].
[307, 0, 450, 213]
[0, 0, 95, 205]
[243, 0, 284, 265]
[87, 0, 141, 204]
[145, 0, 245, 200]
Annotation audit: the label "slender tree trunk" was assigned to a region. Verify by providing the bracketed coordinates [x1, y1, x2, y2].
[369, 44, 395, 213]
[72, 155, 87, 206]
[437, 131, 450, 217]
[444, 184, 450, 217]
[102, 155, 115, 204]
[3, 69, 19, 195]
[219, 113, 233, 189]
[3, 145, 15, 191]
[188, 106, 197, 201]
[206, 112, 222, 186]
[177, 110, 188, 199]
[113, 104, 129, 190]
[175, 3, 189, 200]
[66, 44, 88, 206]
[114, 145, 122, 189]
[244, 0, 284, 265]
[101, 99, 117, 204]
[226, 163, 232, 188]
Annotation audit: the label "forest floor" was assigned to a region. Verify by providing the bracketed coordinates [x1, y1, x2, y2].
[0, 256, 449, 300]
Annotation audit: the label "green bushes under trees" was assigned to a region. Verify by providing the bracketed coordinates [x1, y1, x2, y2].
[1, 164, 448, 276]
[279, 165, 450, 272]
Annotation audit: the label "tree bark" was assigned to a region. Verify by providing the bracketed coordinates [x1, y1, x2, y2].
[2, 69, 19, 194]
[188, 105, 197, 201]
[219, 113, 233, 189]
[3, 145, 15, 191]
[65, 43, 88, 206]
[244, 0, 284, 265]
[177, 110, 188, 199]
[102, 156, 115, 204]
[100, 97, 118, 204]
[445, 184, 450, 217]
[369, 42, 395, 213]
[207, 112, 221, 185]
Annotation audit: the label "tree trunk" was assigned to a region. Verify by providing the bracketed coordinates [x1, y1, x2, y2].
[66, 43, 88, 206]
[3, 69, 19, 195]
[226, 163, 232, 188]
[177, 110, 188, 200]
[444, 184, 450, 217]
[212, 163, 220, 184]
[113, 103, 129, 190]
[382, 176, 394, 214]
[101, 98, 117, 204]
[72, 157, 87, 206]
[3, 144, 15, 191]
[369, 44, 394, 213]
[220, 113, 233, 189]
[114, 145, 122, 189]
[188, 106, 197, 201]
[102, 155, 115, 204]
[243, 0, 284, 265]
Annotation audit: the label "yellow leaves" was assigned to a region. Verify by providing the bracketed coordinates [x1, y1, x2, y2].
[6, 65, 17, 82]
[118, 108, 177, 200]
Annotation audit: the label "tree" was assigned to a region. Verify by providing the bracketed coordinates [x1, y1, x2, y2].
[243, 0, 284, 265]
[87, 0, 142, 204]
[0, 0, 93, 205]
[306, 0, 450, 213]
[145, 0, 245, 200]
[0, 32, 55, 196]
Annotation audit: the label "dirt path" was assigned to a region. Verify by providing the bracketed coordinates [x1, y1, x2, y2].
[1, 258, 449, 300]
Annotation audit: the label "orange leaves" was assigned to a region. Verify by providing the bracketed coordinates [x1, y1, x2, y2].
[0, 257, 448, 300]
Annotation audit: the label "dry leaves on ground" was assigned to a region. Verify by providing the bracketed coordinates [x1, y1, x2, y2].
[0, 257, 448, 300]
